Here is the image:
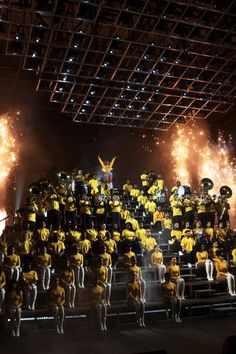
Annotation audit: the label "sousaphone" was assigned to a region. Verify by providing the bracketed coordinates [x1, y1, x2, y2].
[200, 178, 214, 192]
[220, 185, 232, 199]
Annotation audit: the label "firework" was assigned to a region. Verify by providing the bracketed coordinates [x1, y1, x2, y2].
[0, 114, 18, 230]
[169, 121, 236, 225]
[0, 114, 17, 185]
[0, 209, 7, 234]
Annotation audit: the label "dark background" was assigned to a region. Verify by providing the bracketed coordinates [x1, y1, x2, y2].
[0, 77, 235, 208]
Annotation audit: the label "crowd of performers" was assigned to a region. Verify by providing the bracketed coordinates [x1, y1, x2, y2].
[0, 162, 236, 336]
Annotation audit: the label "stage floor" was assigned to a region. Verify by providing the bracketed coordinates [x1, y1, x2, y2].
[1, 314, 236, 354]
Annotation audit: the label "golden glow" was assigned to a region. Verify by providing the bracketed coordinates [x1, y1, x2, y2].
[0, 115, 17, 185]
[171, 122, 236, 197]
[0, 209, 7, 234]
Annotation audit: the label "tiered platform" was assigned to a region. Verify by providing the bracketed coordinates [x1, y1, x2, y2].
[1, 234, 236, 335]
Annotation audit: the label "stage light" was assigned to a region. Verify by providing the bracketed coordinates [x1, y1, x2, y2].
[68, 57, 74, 62]
[128, 105, 132, 109]
[32, 51, 37, 57]
[35, 37, 40, 43]
[63, 76, 67, 81]
[15, 33, 20, 40]
[85, 100, 90, 105]
[58, 87, 63, 92]
[81, 108, 86, 113]
[91, 91, 95, 95]
[70, 99, 74, 102]
[109, 49, 114, 54]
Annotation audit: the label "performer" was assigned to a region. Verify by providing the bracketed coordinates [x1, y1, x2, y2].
[5, 280, 23, 337]
[151, 245, 166, 283]
[21, 262, 38, 310]
[196, 244, 214, 281]
[0, 265, 6, 311]
[97, 155, 117, 189]
[89, 276, 107, 331]
[167, 257, 185, 300]
[161, 272, 182, 323]
[48, 276, 65, 334]
[127, 271, 145, 327]
[215, 250, 236, 296]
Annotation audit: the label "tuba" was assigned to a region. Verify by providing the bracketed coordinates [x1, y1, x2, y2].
[28, 183, 42, 199]
[56, 171, 71, 185]
[200, 178, 214, 192]
[220, 185, 232, 199]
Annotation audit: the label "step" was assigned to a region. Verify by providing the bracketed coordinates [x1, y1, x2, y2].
[193, 289, 216, 298]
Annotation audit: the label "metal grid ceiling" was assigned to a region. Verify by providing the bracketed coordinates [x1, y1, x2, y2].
[0, 0, 235, 130]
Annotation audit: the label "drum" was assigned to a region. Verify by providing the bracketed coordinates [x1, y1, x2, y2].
[178, 185, 192, 197]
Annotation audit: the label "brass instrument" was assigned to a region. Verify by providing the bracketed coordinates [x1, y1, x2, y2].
[200, 178, 214, 192]
[56, 171, 71, 183]
[219, 185, 232, 220]
[220, 185, 232, 199]
[28, 183, 42, 198]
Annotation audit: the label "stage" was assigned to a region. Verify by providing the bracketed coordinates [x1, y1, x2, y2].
[1, 314, 235, 354]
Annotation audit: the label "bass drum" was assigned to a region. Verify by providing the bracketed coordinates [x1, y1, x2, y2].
[178, 185, 192, 197]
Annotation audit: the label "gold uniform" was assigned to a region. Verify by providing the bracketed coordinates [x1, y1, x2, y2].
[4, 254, 21, 268]
[196, 251, 208, 264]
[22, 270, 38, 285]
[79, 239, 91, 254]
[123, 251, 135, 268]
[142, 237, 157, 252]
[151, 251, 163, 267]
[89, 284, 105, 304]
[128, 281, 141, 303]
[70, 253, 84, 267]
[37, 253, 52, 268]
[122, 229, 135, 241]
[49, 286, 65, 306]
[86, 228, 98, 242]
[96, 266, 108, 282]
[167, 264, 180, 279]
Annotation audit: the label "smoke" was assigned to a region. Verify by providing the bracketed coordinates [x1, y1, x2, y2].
[154, 119, 236, 224]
